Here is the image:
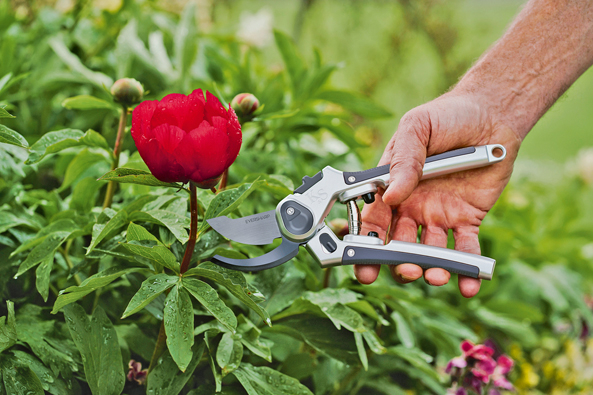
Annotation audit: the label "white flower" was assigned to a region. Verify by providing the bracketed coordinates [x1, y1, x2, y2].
[576, 147, 593, 184]
[236, 8, 274, 48]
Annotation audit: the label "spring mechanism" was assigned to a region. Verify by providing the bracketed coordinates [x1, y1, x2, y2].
[346, 200, 362, 235]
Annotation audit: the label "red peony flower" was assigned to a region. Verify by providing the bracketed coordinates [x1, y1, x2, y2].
[131, 89, 242, 188]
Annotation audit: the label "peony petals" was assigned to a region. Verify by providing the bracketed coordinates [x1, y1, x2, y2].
[184, 120, 230, 181]
[152, 124, 185, 154]
[204, 91, 228, 123]
[132, 100, 158, 140]
[140, 139, 187, 183]
[226, 107, 242, 165]
[130, 89, 241, 185]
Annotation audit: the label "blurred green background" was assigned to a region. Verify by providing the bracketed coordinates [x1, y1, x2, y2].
[215, 0, 593, 163]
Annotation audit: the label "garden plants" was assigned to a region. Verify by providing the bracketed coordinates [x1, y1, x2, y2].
[1, 1, 593, 395]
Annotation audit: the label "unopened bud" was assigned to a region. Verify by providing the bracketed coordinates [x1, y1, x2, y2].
[328, 218, 349, 238]
[111, 78, 144, 106]
[230, 93, 259, 118]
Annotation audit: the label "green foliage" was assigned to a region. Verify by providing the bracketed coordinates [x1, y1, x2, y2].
[0, 1, 591, 394]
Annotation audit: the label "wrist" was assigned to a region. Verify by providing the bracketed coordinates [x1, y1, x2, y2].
[451, 73, 539, 142]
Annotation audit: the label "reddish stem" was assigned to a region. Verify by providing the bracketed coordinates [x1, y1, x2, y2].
[218, 168, 229, 192]
[103, 105, 128, 209]
[180, 182, 198, 274]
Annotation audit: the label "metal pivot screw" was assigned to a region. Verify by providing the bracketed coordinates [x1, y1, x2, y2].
[348, 176, 356, 183]
[286, 207, 295, 215]
[347, 249, 355, 257]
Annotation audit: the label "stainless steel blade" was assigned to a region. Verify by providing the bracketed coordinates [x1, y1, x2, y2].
[206, 210, 281, 245]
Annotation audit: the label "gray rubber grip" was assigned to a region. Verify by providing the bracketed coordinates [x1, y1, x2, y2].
[342, 147, 477, 185]
[341, 246, 480, 278]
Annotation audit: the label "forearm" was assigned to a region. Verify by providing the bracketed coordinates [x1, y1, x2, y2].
[454, 0, 593, 139]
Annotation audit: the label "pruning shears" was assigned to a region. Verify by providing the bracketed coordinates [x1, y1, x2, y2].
[207, 144, 506, 280]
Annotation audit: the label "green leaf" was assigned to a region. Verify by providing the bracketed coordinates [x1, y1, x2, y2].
[0, 211, 37, 234]
[10, 219, 79, 257]
[26, 129, 110, 164]
[48, 36, 113, 88]
[0, 354, 45, 395]
[98, 168, 183, 188]
[174, 2, 198, 78]
[185, 263, 270, 324]
[122, 274, 179, 318]
[35, 255, 53, 302]
[0, 301, 16, 353]
[114, 324, 155, 362]
[15, 305, 78, 379]
[0, 125, 28, 148]
[126, 222, 159, 242]
[52, 264, 144, 313]
[146, 341, 205, 395]
[474, 307, 538, 347]
[316, 90, 393, 119]
[236, 315, 271, 362]
[16, 232, 69, 277]
[273, 30, 306, 91]
[354, 332, 368, 371]
[70, 177, 103, 212]
[182, 277, 237, 332]
[9, 350, 71, 395]
[61, 149, 109, 190]
[233, 363, 313, 395]
[164, 285, 194, 372]
[86, 209, 129, 255]
[267, 315, 359, 364]
[129, 210, 189, 244]
[0, 106, 15, 119]
[62, 95, 115, 111]
[216, 332, 243, 377]
[391, 311, 415, 349]
[63, 304, 125, 395]
[121, 241, 180, 272]
[199, 181, 263, 232]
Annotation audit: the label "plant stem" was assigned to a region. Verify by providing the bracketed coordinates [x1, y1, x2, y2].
[60, 241, 82, 286]
[218, 168, 229, 191]
[103, 105, 128, 209]
[180, 182, 198, 274]
[149, 183, 199, 373]
[148, 321, 167, 373]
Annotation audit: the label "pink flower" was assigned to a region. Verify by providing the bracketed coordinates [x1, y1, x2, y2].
[471, 358, 497, 383]
[461, 340, 495, 361]
[446, 356, 468, 374]
[491, 355, 515, 390]
[127, 359, 148, 385]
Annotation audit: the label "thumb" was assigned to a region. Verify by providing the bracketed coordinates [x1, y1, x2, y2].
[382, 110, 431, 206]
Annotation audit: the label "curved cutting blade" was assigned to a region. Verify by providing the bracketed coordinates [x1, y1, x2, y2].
[209, 236, 300, 272]
[207, 210, 281, 245]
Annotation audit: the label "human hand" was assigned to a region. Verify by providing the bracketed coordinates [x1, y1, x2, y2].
[354, 91, 522, 297]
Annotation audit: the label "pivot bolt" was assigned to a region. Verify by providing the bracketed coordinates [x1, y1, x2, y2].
[347, 249, 355, 257]
[286, 207, 295, 215]
[348, 176, 356, 183]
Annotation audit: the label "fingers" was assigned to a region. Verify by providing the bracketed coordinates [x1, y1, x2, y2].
[354, 192, 392, 284]
[453, 226, 482, 298]
[382, 110, 431, 207]
[389, 216, 424, 284]
[420, 226, 451, 286]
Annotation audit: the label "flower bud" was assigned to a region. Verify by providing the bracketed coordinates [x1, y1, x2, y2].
[328, 218, 349, 238]
[230, 93, 259, 118]
[111, 78, 144, 106]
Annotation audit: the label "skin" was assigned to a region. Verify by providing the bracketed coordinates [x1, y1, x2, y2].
[355, 0, 593, 297]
